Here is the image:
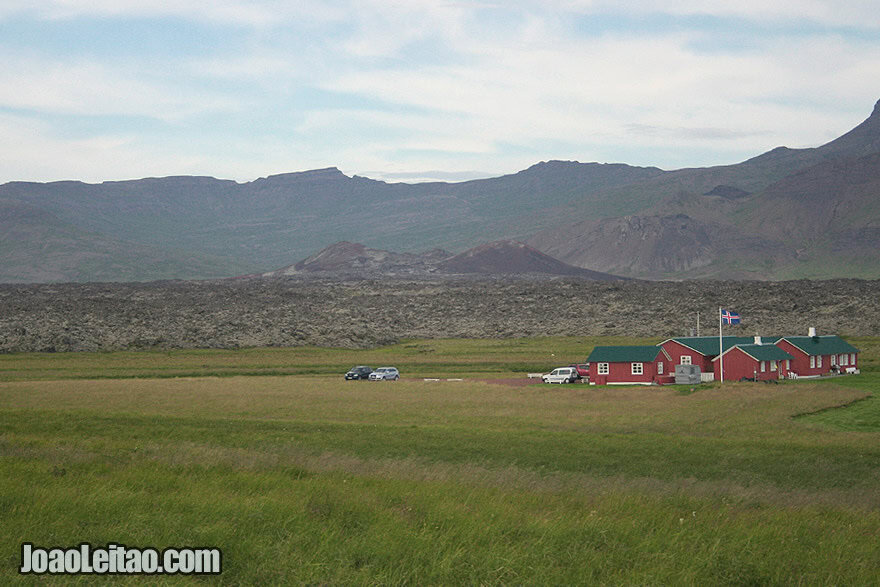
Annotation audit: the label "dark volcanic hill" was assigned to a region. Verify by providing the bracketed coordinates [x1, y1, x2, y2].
[2, 99, 880, 282]
[257, 240, 626, 280]
[435, 240, 625, 279]
[261, 242, 451, 276]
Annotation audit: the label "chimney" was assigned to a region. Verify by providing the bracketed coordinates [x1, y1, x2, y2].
[808, 327, 817, 338]
[754, 335, 762, 345]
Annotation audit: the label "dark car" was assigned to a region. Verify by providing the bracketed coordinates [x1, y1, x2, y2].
[344, 366, 372, 380]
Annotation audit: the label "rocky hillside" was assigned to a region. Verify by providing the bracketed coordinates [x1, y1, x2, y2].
[1, 278, 877, 352]
[529, 100, 880, 280]
[529, 214, 794, 279]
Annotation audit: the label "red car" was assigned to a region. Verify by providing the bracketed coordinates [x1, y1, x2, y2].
[570, 363, 590, 378]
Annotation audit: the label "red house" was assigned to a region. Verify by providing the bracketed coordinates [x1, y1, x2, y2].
[712, 344, 794, 382]
[586, 345, 672, 386]
[658, 336, 779, 381]
[775, 333, 860, 378]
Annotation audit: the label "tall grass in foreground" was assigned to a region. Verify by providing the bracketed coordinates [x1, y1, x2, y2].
[3, 458, 878, 585]
[2, 363, 880, 584]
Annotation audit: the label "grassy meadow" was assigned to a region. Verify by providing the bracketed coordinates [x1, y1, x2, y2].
[1, 337, 879, 584]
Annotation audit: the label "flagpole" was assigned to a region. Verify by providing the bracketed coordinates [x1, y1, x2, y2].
[719, 307, 724, 383]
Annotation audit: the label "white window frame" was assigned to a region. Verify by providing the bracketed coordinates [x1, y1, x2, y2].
[831, 354, 837, 366]
[680, 355, 692, 365]
[598, 363, 609, 375]
[851, 353, 856, 365]
[817, 355, 822, 368]
[657, 361, 664, 375]
[810, 355, 815, 368]
[631, 362, 643, 375]
[841, 354, 848, 366]
[760, 361, 766, 373]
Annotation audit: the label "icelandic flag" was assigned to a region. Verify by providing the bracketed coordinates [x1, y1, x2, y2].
[721, 309, 741, 325]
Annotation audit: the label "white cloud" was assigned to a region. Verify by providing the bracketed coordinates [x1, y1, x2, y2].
[316, 10, 879, 162]
[561, 0, 880, 28]
[0, 0, 877, 182]
[0, 0, 347, 27]
[0, 53, 240, 120]
[0, 112, 186, 182]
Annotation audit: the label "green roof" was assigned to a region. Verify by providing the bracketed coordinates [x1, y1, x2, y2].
[662, 336, 780, 356]
[721, 344, 794, 362]
[780, 336, 859, 356]
[588, 345, 666, 363]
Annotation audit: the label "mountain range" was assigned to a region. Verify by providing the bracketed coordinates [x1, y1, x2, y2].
[2, 99, 879, 283]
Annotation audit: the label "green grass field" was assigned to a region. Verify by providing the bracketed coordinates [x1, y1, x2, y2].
[2, 338, 879, 584]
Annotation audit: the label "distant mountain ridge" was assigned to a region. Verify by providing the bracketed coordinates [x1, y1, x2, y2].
[2, 99, 880, 282]
[0, 160, 661, 282]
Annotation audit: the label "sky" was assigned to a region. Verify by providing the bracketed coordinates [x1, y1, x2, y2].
[0, 1, 878, 184]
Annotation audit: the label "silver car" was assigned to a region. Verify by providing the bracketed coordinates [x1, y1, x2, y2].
[369, 367, 400, 381]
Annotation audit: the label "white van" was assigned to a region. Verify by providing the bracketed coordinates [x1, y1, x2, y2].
[542, 367, 578, 384]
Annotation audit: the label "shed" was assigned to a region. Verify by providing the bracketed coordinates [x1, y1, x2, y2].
[674, 364, 702, 385]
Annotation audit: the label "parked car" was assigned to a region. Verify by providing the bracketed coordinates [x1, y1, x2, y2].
[369, 367, 400, 381]
[344, 366, 372, 380]
[542, 367, 578, 384]
[570, 363, 590, 378]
